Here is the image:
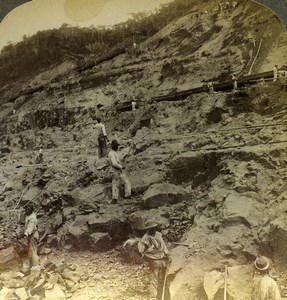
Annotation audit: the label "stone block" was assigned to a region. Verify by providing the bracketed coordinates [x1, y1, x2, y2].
[142, 183, 189, 208]
[222, 193, 263, 227]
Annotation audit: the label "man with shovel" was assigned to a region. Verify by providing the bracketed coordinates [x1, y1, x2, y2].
[138, 219, 171, 300]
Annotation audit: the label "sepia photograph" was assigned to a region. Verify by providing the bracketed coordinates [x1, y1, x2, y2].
[0, 0, 287, 299]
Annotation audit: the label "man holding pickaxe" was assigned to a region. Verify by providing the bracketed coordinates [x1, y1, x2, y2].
[138, 219, 171, 300]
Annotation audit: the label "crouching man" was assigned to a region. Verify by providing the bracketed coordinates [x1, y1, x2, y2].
[138, 220, 171, 300]
[24, 203, 39, 268]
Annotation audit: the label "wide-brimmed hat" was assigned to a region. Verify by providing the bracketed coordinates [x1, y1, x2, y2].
[254, 256, 270, 271]
[144, 220, 158, 230]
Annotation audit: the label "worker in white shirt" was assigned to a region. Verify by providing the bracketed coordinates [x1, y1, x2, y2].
[24, 203, 39, 267]
[35, 147, 44, 164]
[131, 101, 137, 111]
[232, 73, 238, 91]
[108, 139, 131, 204]
[138, 219, 171, 300]
[207, 81, 214, 93]
[95, 117, 108, 158]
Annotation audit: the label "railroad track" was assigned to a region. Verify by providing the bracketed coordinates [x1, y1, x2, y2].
[115, 69, 285, 112]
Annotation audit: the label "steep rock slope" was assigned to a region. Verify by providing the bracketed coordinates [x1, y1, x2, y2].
[1, 0, 287, 299]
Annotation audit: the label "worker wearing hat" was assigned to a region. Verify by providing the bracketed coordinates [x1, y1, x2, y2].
[108, 139, 131, 204]
[252, 256, 281, 300]
[231, 73, 238, 91]
[94, 116, 108, 158]
[138, 219, 170, 300]
[24, 202, 39, 267]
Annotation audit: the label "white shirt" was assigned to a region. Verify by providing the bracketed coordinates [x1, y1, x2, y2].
[94, 123, 107, 137]
[25, 212, 39, 239]
[108, 150, 122, 170]
[138, 231, 169, 260]
[252, 274, 281, 300]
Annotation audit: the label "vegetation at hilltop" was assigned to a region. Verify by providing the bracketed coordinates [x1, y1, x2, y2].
[0, 0, 198, 87]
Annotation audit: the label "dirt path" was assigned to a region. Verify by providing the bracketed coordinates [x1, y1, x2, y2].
[44, 249, 149, 300]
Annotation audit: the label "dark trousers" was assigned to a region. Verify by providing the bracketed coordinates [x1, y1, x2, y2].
[27, 236, 39, 267]
[148, 259, 170, 300]
[98, 137, 107, 158]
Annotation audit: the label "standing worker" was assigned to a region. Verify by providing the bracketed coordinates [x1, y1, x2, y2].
[207, 81, 214, 93]
[231, 73, 238, 92]
[138, 220, 171, 300]
[108, 139, 131, 204]
[251, 256, 281, 300]
[35, 147, 44, 164]
[131, 100, 137, 111]
[95, 117, 108, 158]
[23, 202, 39, 268]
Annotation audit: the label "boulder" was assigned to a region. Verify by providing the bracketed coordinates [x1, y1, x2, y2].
[14, 287, 29, 300]
[23, 186, 42, 202]
[169, 246, 190, 275]
[24, 266, 41, 288]
[127, 215, 146, 230]
[88, 209, 125, 231]
[71, 215, 90, 228]
[0, 287, 14, 300]
[68, 220, 88, 238]
[129, 169, 165, 194]
[72, 185, 106, 210]
[36, 173, 52, 187]
[222, 193, 263, 227]
[63, 207, 76, 219]
[128, 210, 170, 229]
[90, 232, 112, 251]
[270, 216, 287, 263]
[30, 277, 46, 296]
[204, 265, 253, 300]
[142, 183, 189, 208]
[242, 245, 258, 261]
[59, 194, 78, 206]
[52, 211, 64, 231]
[168, 151, 220, 185]
[1, 181, 14, 193]
[40, 194, 62, 211]
[0, 271, 24, 281]
[203, 270, 224, 300]
[67, 216, 90, 250]
[3, 278, 24, 289]
[45, 284, 66, 300]
[225, 265, 253, 300]
[61, 269, 78, 283]
[208, 176, 230, 204]
[0, 246, 19, 271]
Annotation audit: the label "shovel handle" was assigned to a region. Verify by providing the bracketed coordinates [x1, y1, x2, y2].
[224, 265, 227, 300]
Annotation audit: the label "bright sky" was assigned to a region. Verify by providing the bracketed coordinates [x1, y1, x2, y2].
[0, 0, 172, 51]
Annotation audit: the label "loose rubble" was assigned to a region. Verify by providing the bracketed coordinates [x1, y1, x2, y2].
[1, 0, 287, 299]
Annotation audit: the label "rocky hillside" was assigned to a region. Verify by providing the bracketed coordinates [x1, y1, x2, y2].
[1, 0, 287, 299]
